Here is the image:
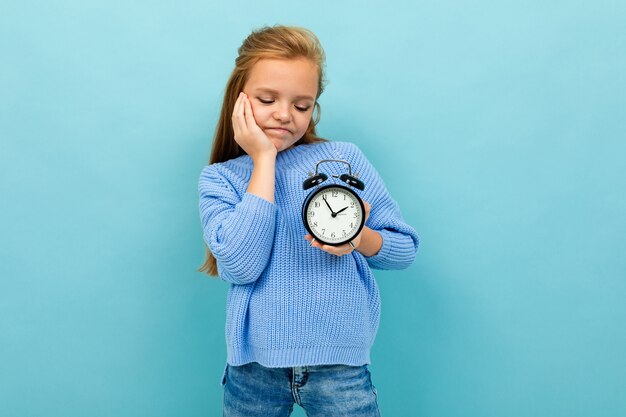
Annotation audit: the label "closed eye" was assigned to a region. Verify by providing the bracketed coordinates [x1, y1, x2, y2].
[257, 98, 311, 112]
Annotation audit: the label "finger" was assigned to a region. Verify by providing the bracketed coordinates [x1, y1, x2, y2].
[232, 92, 242, 120]
[312, 241, 329, 252]
[237, 94, 251, 138]
[242, 94, 258, 130]
[232, 93, 243, 140]
[321, 244, 350, 256]
[304, 236, 351, 255]
[318, 244, 334, 254]
[305, 235, 321, 249]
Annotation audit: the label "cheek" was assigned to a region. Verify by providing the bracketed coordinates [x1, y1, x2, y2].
[248, 101, 266, 121]
[297, 113, 313, 130]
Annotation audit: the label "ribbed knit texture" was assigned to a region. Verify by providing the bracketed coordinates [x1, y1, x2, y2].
[198, 141, 419, 368]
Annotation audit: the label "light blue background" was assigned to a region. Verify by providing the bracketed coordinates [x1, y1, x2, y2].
[2, 1, 625, 416]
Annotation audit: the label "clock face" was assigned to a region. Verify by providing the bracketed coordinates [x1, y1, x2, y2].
[303, 185, 365, 246]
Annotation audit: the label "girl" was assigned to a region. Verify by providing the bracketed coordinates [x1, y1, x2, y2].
[198, 24, 419, 417]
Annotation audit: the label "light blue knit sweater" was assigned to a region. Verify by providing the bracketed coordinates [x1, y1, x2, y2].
[198, 141, 419, 368]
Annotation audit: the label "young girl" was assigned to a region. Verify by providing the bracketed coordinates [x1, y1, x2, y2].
[198, 24, 419, 417]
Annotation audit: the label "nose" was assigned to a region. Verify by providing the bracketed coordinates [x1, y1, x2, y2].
[272, 103, 291, 122]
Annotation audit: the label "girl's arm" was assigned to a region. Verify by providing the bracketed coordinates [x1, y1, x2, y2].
[342, 142, 419, 270]
[355, 225, 383, 257]
[199, 166, 276, 285]
[198, 93, 279, 285]
[247, 154, 276, 203]
[233, 92, 277, 203]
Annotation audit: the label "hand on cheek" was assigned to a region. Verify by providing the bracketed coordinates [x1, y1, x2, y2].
[231, 92, 276, 159]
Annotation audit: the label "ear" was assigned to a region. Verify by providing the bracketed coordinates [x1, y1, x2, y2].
[339, 174, 365, 191]
[303, 173, 328, 190]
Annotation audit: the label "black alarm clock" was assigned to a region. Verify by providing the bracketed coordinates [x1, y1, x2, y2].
[302, 159, 366, 246]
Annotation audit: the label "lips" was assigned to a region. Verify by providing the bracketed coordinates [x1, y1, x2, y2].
[267, 127, 291, 133]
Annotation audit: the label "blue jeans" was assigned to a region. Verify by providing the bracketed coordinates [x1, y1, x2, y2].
[222, 361, 381, 416]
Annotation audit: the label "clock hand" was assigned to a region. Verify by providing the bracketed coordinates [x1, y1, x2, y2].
[335, 206, 349, 215]
[322, 196, 337, 216]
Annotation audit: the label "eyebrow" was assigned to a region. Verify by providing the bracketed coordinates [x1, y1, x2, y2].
[253, 87, 315, 101]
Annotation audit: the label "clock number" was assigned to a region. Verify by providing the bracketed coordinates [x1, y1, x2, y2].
[314, 201, 320, 208]
[331, 232, 335, 238]
[332, 191, 338, 197]
[322, 229, 326, 235]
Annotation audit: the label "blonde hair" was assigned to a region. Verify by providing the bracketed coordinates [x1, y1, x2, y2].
[198, 25, 328, 276]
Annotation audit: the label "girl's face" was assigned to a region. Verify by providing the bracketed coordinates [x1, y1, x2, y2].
[242, 57, 319, 152]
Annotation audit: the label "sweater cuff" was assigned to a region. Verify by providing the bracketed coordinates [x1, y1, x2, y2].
[227, 192, 276, 246]
[241, 191, 275, 211]
[214, 192, 276, 277]
[364, 228, 414, 270]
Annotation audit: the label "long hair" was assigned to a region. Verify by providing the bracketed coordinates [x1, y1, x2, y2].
[198, 25, 328, 276]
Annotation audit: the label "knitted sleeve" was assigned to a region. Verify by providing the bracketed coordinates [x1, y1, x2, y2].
[336, 142, 419, 270]
[198, 165, 276, 284]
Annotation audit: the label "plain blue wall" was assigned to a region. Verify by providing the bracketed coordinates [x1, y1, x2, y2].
[2, 1, 625, 416]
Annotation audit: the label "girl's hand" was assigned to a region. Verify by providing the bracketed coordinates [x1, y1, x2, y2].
[305, 202, 372, 256]
[232, 92, 277, 160]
